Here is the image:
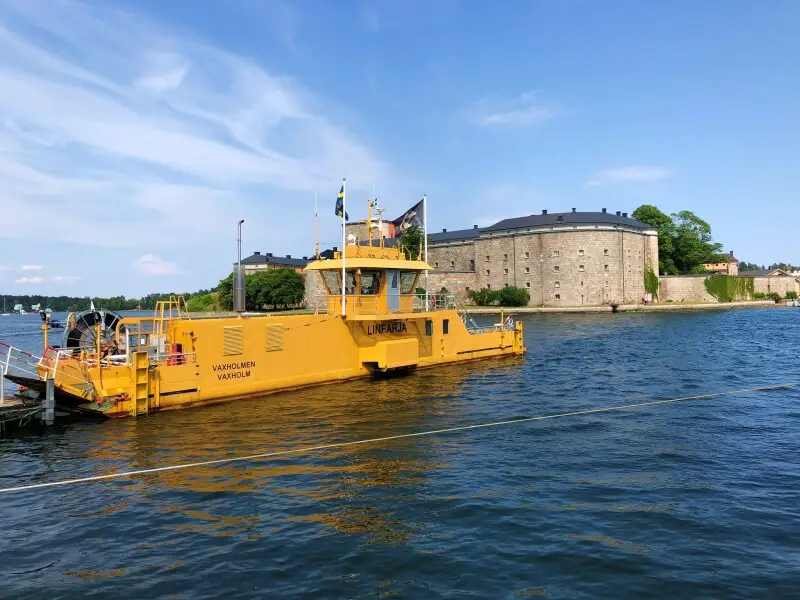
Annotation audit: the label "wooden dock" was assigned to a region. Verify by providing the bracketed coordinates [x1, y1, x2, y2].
[0, 396, 43, 436]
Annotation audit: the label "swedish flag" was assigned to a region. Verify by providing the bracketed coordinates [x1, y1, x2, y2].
[335, 185, 349, 220]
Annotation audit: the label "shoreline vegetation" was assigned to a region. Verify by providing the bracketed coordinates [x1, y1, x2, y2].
[463, 300, 782, 314]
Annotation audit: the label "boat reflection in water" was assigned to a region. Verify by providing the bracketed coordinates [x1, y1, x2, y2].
[85, 356, 524, 543]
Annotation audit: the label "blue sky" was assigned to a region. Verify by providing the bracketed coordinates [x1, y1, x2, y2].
[1, 0, 798, 297]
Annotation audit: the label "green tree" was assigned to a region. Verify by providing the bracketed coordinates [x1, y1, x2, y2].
[269, 269, 306, 308]
[241, 269, 305, 310]
[399, 225, 424, 260]
[186, 292, 222, 312]
[469, 288, 500, 306]
[215, 273, 234, 309]
[671, 210, 724, 274]
[633, 206, 727, 275]
[632, 204, 677, 274]
[498, 286, 530, 307]
[767, 262, 799, 272]
[738, 262, 763, 272]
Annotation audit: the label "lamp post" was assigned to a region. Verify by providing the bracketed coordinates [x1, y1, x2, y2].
[234, 219, 245, 312]
[238, 219, 244, 267]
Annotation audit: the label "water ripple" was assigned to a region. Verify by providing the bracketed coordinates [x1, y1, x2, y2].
[1, 308, 800, 598]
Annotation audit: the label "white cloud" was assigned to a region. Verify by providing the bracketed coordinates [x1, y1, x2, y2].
[15, 276, 44, 284]
[0, 0, 393, 251]
[586, 166, 672, 187]
[20, 264, 42, 271]
[133, 254, 180, 276]
[134, 52, 190, 92]
[464, 91, 555, 127]
[52, 275, 80, 284]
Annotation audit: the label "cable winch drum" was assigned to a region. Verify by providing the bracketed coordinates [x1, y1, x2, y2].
[63, 308, 124, 349]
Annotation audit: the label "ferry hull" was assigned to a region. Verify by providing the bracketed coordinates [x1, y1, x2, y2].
[42, 309, 525, 418]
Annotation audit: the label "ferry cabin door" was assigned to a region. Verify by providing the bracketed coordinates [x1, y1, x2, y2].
[387, 270, 400, 311]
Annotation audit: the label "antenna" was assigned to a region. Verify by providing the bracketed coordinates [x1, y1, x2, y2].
[314, 192, 319, 259]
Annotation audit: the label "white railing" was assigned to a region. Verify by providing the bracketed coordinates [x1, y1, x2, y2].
[307, 293, 459, 316]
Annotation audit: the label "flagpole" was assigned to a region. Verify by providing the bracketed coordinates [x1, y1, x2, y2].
[314, 191, 319, 259]
[423, 194, 428, 306]
[341, 177, 347, 316]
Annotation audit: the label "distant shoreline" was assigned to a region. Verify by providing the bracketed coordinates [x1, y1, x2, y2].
[463, 300, 781, 315]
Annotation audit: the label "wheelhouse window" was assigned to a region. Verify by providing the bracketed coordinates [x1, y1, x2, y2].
[399, 271, 418, 294]
[322, 271, 341, 295]
[360, 270, 382, 295]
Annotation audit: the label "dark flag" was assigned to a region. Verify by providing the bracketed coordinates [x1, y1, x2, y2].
[392, 198, 425, 233]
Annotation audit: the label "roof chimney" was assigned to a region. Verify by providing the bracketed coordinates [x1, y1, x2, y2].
[542, 209, 547, 215]
[254, 251, 261, 255]
[266, 252, 273, 257]
[572, 208, 576, 213]
[616, 211, 621, 216]
[332, 246, 338, 252]
[302, 256, 308, 260]
[286, 254, 291, 259]
[473, 224, 478, 229]
[442, 228, 447, 233]
[730, 250, 734, 257]
[557, 215, 563, 223]
[622, 212, 628, 218]
[602, 208, 607, 213]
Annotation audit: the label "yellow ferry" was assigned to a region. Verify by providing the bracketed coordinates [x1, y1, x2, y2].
[1, 240, 525, 419]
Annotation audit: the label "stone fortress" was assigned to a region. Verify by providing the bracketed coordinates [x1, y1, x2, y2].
[280, 204, 799, 308]
[424, 208, 659, 306]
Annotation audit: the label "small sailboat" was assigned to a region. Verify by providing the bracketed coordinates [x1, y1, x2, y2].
[1, 297, 9, 317]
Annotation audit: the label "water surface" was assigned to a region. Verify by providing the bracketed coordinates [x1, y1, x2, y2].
[1, 307, 799, 598]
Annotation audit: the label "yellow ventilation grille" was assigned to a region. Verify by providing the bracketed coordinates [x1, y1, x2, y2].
[266, 324, 284, 352]
[223, 326, 243, 356]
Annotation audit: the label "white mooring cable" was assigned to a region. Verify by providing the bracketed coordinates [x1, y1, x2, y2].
[0, 382, 796, 495]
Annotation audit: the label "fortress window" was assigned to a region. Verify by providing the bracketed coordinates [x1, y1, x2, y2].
[487, 284, 491, 289]
[525, 267, 530, 274]
[434, 262, 439, 268]
[450, 261, 455, 267]
[604, 264, 609, 271]
[524, 252, 530, 259]
[504, 253, 508, 260]
[465, 286, 471, 293]
[554, 265, 560, 273]
[579, 264, 585, 272]
[555, 294, 561, 301]
[578, 249, 585, 256]
[525, 282, 531, 288]
[485, 255, 490, 261]
[486, 269, 491, 275]
[469, 259, 475, 270]
[604, 249, 609, 256]
[504, 283, 509, 287]
[605, 280, 610, 287]
[504, 268, 509, 274]
[552, 250, 560, 258]
[554, 281, 560, 288]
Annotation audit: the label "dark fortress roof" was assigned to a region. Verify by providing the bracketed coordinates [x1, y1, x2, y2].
[485, 209, 655, 232]
[240, 251, 308, 267]
[428, 225, 483, 243]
